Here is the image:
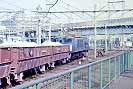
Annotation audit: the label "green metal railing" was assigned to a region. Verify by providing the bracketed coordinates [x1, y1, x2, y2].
[11, 50, 133, 89]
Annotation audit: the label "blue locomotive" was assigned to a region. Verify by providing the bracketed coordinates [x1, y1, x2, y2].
[52, 37, 90, 60]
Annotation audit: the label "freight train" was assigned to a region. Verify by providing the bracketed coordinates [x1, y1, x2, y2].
[0, 37, 89, 88]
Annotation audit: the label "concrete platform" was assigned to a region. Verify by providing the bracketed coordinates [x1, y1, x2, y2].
[106, 70, 133, 89]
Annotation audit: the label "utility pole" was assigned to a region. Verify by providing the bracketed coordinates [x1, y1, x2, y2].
[6, 13, 11, 41]
[108, 0, 111, 50]
[121, 0, 126, 48]
[21, 10, 25, 41]
[108, 0, 126, 49]
[36, 5, 42, 44]
[105, 24, 108, 53]
[48, 21, 52, 41]
[94, 4, 97, 59]
[45, 0, 52, 42]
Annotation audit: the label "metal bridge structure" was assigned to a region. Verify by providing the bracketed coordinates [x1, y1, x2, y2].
[58, 17, 133, 36]
[15, 17, 133, 42]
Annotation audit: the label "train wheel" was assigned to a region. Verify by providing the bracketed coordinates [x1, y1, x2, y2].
[40, 65, 46, 72]
[10, 73, 20, 87]
[0, 77, 9, 88]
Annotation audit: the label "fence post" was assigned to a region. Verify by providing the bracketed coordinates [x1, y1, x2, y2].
[88, 66, 91, 89]
[114, 57, 117, 79]
[36, 83, 41, 89]
[100, 62, 103, 89]
[125, 52, 128, 70]
[122, 53, 125, 72]
[129, 50, 133, 67]
[118, 55, 121, 75]
[129, 51, 131, 68]
[127, 51, 130, 69]
[108, 59, 111, 83]
[131, 51, 133, 65]
[70, 72, 74, 89]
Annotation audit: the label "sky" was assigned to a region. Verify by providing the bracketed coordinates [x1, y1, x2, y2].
[0, 0, 133, 23]
[0, 0, 133, 10]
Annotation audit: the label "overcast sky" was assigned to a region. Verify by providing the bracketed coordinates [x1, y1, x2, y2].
[0, 0, 133, 10]
[0, 0, 133, 23]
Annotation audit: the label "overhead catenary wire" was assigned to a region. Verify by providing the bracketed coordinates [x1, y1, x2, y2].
[60, 0, 92, 18]
[42, 0, 60, 19]
[44, 0, 87, 22]
[35, 8, 133, 13]
[58, 3, 83, 19]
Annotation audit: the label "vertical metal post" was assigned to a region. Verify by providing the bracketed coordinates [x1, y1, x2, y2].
[108, 0, 111, 50]
[100, 62, 103, 89]
[127, 52, 129, 69]
[114, 57, 117, 79]
[7, 12, 11, 41]
[49, 23, 52, 41]
[129, 51, 132, 67]
[105, 24, 108, 53]
[129, 51, 131, 68]
[122, 0, 125, 48]
[126, 52, 128, 70]
[130, 51, 133, 65]
[1, 26, 5, 41]
[70, 72, 74, 89]
[125, 52, 128, 70]
[120, 54, 122, 73]
[121, 0, 125, 18]
[21, 11, 25, 41]
[122, 53, 125, 72]
[94, 4, 97, 59]
[118, 55, 121, 75]
[128, 51, 130, 68]
[88, 66, 91, 89]
[36, 6, 42, 45]
[36, 83, 41, 89]
[131, 51, 133, 65]
[108, 59, 111, 82]
[38, 21, 42, 44]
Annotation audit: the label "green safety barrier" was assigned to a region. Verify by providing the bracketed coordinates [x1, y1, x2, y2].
[11, 50, 133, 89]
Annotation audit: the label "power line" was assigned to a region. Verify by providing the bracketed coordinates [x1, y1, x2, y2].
[0, 10, 24, 13]
[45, 0, 92, 20]
[34, 8, 133, 13]
[57, 3, 83, 19]
[44, 0, 59, 18]
[108, 1, 125, 3]
[60, 0, 92, 17]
